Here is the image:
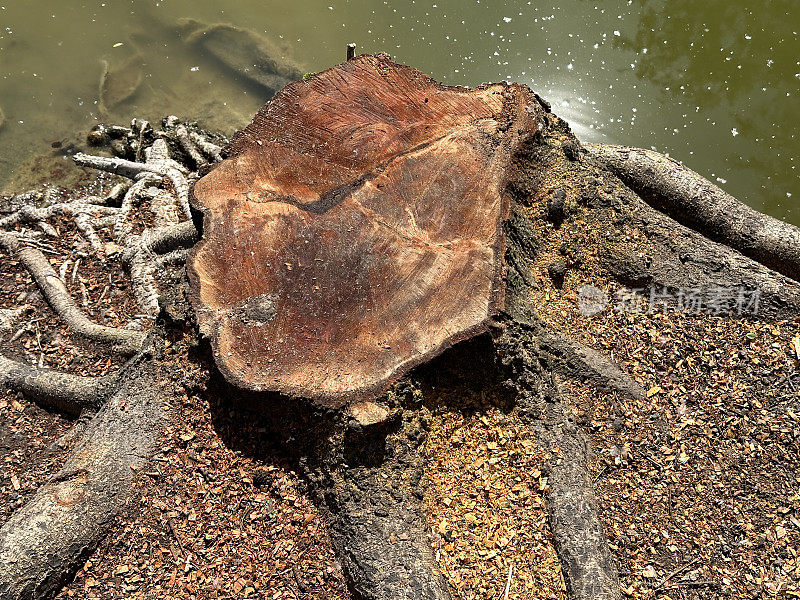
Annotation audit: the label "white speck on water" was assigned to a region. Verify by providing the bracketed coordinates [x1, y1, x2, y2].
[503, 16, 512, 23]
[716, 177, 727, 184]
[190, 66, 199, 72]
[766, 59, 774, 67]
[731, 128, 739, 137]
[613, 30, 621, 36]
[567, 62, 574, 70]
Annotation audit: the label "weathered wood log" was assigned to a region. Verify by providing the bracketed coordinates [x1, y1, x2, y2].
[189, 53, 543, 406]
[180, 19, 303, 95]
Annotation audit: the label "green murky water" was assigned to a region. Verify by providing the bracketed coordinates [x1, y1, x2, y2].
[0, 1, 797, 224]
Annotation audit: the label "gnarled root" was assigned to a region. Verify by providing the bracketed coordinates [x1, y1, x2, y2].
[584, 143, 800, 283]
[0, 231, 145, 355]
[538, 401, 621, 600]
[496, 322, 622, 600]
[0, 342, 173, 600]
[0, 354, 116, 416]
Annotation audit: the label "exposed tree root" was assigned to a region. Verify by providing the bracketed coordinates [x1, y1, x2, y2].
[517, 313, 645, 401]
[189, 131, 224, 163]
[128, 221, 199, 256]
[0, 202, 119, 255]
[0, 306, 29, 334]
[584, 143, 800, 283]
[164, 116, 207, 168]
[0, 116, 221, 600]
[599, 178, 800, 319]
[0, 231, 145, 355]
[0, 354, 116, 416]
[121, 222, 199, 317]
[494, 320, 623, 600]
[0, 341, 172, 600]
[311, 405, 451, 600]
[2, 117, 210, 337]
[538, 401, 621, 600]
[75, 139, 193, 221]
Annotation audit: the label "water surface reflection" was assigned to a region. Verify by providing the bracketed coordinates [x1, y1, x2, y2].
[0, 1, 796, 224]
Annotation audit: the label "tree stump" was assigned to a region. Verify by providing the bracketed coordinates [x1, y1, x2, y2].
[3, 53, 800, 600]
[189, 54, 540, 405]
[185, 53, 800, 600]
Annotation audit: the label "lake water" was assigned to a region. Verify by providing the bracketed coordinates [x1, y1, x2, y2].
[0, 0, 797, 224]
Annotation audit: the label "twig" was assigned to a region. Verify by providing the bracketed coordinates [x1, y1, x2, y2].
[663, 579, 718, 590]
[667, 486, 673, 520]
[593, 464, 609, 483]
[654, 556, 701, 591]
[638, 449, 663, 470]
[71, 258, 80, 284]
[167, 517, 185, 557]
[502, 564, 513, 600]
[59, 259, 70, 282]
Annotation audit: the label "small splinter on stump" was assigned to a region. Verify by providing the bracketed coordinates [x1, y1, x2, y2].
[348, 400, 390, 427]
[346, 43, 356, 60]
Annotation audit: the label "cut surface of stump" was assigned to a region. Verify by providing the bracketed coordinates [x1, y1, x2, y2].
[189, 54, 541, 406]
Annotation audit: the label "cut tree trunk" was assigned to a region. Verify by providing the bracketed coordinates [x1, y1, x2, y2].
[189, 54, 541, 406]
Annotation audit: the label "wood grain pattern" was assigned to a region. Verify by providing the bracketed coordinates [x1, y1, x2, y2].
[189, 54, 542, 406]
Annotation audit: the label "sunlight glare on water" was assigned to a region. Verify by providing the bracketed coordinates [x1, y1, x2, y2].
[0, 0, 796, 224]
